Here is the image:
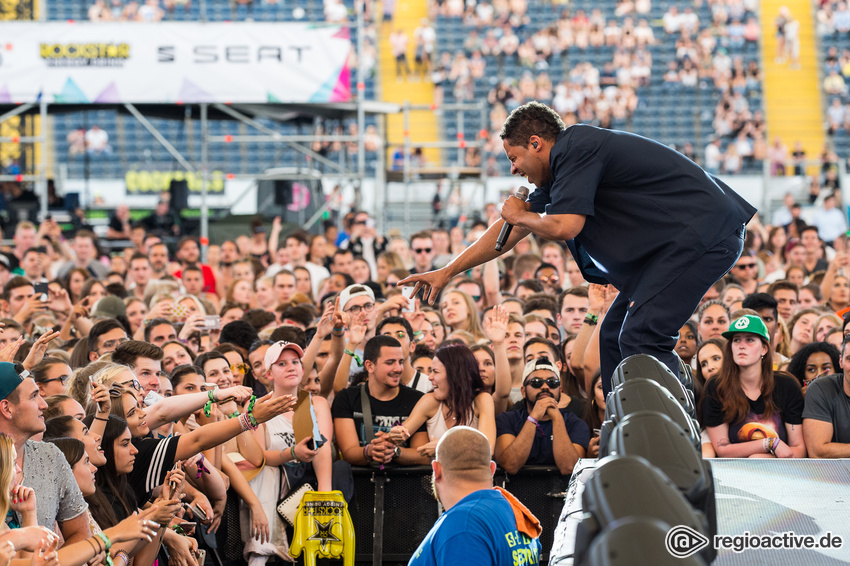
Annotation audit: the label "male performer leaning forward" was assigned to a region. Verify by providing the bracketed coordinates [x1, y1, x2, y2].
[400, 101, 756, 394]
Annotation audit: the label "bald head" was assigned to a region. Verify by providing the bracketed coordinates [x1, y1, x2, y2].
[435, 427, 493, 484]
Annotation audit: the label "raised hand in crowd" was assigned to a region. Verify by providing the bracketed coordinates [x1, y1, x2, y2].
[377, 292, 411, 318]
[484, 303, 508, 343]
[0, 337, 24, 364]
[22, 329, 60, 371]
[13, 294, 50, 326]
[179, 314, 208, 341]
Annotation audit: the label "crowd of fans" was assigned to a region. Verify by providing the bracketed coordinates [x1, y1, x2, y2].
[426, 0, 766, 174]
[0, 183, 846, 565]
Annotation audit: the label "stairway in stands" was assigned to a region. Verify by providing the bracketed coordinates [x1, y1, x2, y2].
[378, 0, 440, 165]
[760, 0, 824, 174]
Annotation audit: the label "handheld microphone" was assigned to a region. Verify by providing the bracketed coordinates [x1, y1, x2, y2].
[495, 186, 530, 252]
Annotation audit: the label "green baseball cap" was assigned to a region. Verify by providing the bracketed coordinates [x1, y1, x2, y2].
[0, 362, 26, 401]
[722, 315, 770, 342]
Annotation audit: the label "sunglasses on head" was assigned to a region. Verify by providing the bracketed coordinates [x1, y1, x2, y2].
[524, 377, 560, 389]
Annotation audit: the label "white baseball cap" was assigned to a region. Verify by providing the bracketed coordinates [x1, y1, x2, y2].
[263, 341, 305, 369]
[522, 358, 559, 382]
[338, 284, 375, 311]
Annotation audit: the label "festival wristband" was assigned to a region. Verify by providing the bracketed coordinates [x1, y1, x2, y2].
[584, 313, 599, 326]
[344, 349, 363, 367]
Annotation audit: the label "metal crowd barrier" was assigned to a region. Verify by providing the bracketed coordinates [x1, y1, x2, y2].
[214, 465, 569, 566]
[350, 465, 568, 566]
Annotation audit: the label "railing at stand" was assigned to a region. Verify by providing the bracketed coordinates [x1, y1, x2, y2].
[349, 465, 569, 566]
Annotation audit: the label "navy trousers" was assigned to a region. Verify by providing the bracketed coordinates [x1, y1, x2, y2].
[598, 225, 745, 396]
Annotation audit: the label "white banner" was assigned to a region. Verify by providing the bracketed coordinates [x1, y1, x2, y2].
[0, 22, 352, 104]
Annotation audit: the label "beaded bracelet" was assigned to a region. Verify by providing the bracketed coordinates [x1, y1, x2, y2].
[114, 550, 131, 566]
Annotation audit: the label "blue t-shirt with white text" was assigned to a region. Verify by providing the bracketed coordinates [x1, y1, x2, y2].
[408, 490, 541, 566]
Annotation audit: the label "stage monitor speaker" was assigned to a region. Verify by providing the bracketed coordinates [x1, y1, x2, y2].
[574, 454, 714, 565]
[679, 355, 694, 392]
[586, 517, 708, 566]
[611, 354, 696, 418]
[607, 411, 717, 545]
[169, 179, 189, 211]
[599, 378, 700, 457]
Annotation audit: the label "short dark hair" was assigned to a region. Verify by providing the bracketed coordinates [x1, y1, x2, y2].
[249, 339, 275, 356]
[767, 280, 799, 297]
[285, 231, 309, 246]
[410, 231, 433, 243]
[269, 326, 307, 348]
[3, 276, 33, 300]
[363, 335, 402, 366]
[523, 295, 558, 319]
[129, 252, 149, 264]
[332, 249, 353, 261]
[144, 318, 175, 342]
[243, 309, 276, 331]
[523, 336, 560, 362]
[219, 320, 259, 351]
[800, 225, 820, 238]
[105, 283, 128, 299]
[741, 293, 778, 320]
[182, 264, 203, 276]
[88, 319, 126, 352]
[112, 340, 163, 367]
[376, 316, 414, 340]
[516, 279, 544, 294]
[500, 101, 566, 146]
[279, 306, 315, 329]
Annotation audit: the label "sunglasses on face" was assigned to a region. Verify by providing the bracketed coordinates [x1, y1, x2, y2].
[735, 263, 757, 269]
[230, 363, 250, 374]
[413, 248, 432, 254]
[524, 377, 560, 389]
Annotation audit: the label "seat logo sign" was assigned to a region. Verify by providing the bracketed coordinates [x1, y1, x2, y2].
[666, 525, 709, 558]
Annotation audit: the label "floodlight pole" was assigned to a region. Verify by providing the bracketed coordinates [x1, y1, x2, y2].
[355, 0, 365, 208]
[200, 103, 209, 263]
[38, 98, 48, 220]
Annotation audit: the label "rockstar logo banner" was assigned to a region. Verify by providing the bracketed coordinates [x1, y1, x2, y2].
[290, 491, 355, 566]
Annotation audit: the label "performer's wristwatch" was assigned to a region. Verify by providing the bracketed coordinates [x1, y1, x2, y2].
[392, 446, 401, 460]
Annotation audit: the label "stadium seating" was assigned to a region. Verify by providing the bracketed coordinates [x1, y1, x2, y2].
[27, 0, 766, 183]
